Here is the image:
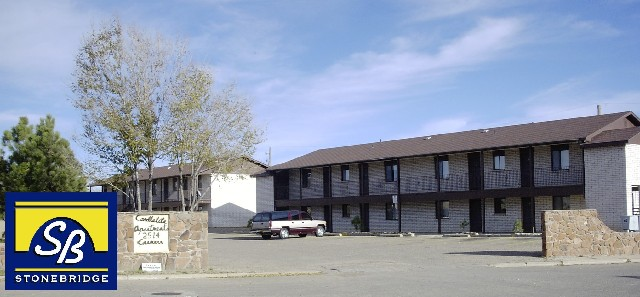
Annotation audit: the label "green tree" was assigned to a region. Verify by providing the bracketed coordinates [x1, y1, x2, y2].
[1, 115, 86, 193]
[72, 18, 185, 211]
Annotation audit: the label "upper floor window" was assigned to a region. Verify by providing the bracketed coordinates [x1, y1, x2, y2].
[301, 169, 311, 188]
[551, 145, 569, 170]
[384, 160, 398, 182]
[341, 165, 350, 181]
[152, 181, 157, 196]
[198, 175, 203, 189]
[493, 150, 506, 170]
[438, 156, 449, 179]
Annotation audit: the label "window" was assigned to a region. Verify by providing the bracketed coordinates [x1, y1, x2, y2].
[172, 178, 177, 191]
[301, 169, 311, 188]
[198, 175, 203, 189]
[342, 204, 351, 217]
[385, 203, 398, 220]
[436, 200, 450, 219]
[152, 181, 157, 196]
[300, 212, 312, 220]
[632, 186, 639, 215]
[551, 145, 570, 170]
[341, 165, 350, 181]
[493, 150, 506, 170]
[182, 176, 188, 190]
[438, 156, 449, 179]
[494, 198, 506, 214]
[553, 196, 571, 210]
[384, 160, 398, 182]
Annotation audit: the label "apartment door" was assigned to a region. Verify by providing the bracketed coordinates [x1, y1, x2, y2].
[323, 166, 332, 198]
[520, 147, 534, 188]
[468, 152, 483, 191]
[359, 203, 370, 232]
[323, 205, 333, 233]
[359, 163, 369, 196]
[521, 197, 535, 233]
[469, 199, 483, 233]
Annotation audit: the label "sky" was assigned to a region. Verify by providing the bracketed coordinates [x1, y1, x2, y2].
[2, 0, 640, 168]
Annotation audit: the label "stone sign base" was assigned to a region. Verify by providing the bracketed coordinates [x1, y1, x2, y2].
[542, 209, 640, 257]
[118, 212, 208, 272]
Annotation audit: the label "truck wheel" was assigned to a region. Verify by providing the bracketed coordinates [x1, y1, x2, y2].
[315, 225, 325, 237]
[279, 228, 289, 239]
[261, 234, 272, 240]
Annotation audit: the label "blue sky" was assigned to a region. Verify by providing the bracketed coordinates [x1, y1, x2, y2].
[2, 0, 640, 167]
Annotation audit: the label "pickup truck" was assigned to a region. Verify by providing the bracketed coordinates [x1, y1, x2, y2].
[250, 210, 326, 240]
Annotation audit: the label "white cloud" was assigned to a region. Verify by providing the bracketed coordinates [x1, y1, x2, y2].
[259, 17, 524, 107]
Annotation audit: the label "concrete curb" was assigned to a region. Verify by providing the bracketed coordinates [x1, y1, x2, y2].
[493, 257, 640, 268]
[118, 271, 323, 280]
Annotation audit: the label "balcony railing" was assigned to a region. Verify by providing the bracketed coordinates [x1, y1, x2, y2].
[401, 176, 438, 194]
[534, 165, 584, 187]
[278, 164, 585, 199]
[485, 170, 520, 189]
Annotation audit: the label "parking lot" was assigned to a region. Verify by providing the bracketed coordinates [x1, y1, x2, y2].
[3, 232, 640, 296]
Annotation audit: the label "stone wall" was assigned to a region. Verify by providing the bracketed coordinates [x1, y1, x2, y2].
[117, 212, 208, 272]
[542, 209, 640, 257]
[0, 243, 5, 271]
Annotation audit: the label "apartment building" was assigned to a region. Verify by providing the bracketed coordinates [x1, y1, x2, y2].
[264, 111, 640, 233]
[101, 158, 271, 228]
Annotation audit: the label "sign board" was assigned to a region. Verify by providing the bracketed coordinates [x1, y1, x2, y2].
[133, 214, 169, 253]
[392, 195, 398, 204]
[5, 192, 117, 290]
[141, 263, 162, 272]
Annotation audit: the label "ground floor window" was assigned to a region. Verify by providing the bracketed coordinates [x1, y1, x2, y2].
[494, 198, 506, 214]
[436, 200, 450, 219]
[342, 204, 351, 217]
[385, 203, 398, 220]
[552, 196, 570, 210]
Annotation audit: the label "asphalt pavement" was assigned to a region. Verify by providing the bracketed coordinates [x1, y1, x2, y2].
[2, 232, 640, 296]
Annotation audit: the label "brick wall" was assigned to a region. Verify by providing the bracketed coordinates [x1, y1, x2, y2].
[542, 209, 640, 257]
[584, 145, 627, 231]
[332, 164, 359, 197]
[400, 157, 437, 194]
[117, 212, 208, 272]
[256, 175, 274, 213]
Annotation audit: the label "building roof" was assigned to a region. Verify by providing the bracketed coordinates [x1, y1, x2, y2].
[586, 126, 640, 147]
[269, 111, 640, 170]
[136, 157, 267, 181]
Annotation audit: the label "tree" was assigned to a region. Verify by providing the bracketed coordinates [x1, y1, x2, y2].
[1, 115, 86, 193]
[72, 18, 184, 211]
[166, 66, 263, 211]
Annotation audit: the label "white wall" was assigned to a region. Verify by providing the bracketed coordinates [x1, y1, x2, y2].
[625, 144, 640, 215]
[207, 174, 257, 227]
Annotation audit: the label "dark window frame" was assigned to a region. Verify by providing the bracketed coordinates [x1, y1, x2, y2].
[493, 150, 506, 170]
[438, 156, 450, 179]
[551, 145, 570, 171]
[552, 196, 571, 210]
[301, 169, 311, 188]
[342, 204, 351, 218]
[341, 165, 350, 181]
[384, 160, 398, 182]
[385, 202, 398, 220]
[436, 200, 450, 219]
[494, 198, 506, 214]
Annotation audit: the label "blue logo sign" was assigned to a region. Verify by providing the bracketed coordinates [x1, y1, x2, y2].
[5, 192, 117, 290]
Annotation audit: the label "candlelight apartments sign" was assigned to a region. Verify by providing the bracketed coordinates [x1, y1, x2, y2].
[133, 214, 169, 253]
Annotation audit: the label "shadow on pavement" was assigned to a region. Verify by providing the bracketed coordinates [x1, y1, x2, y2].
[446, 250, 542, 257]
